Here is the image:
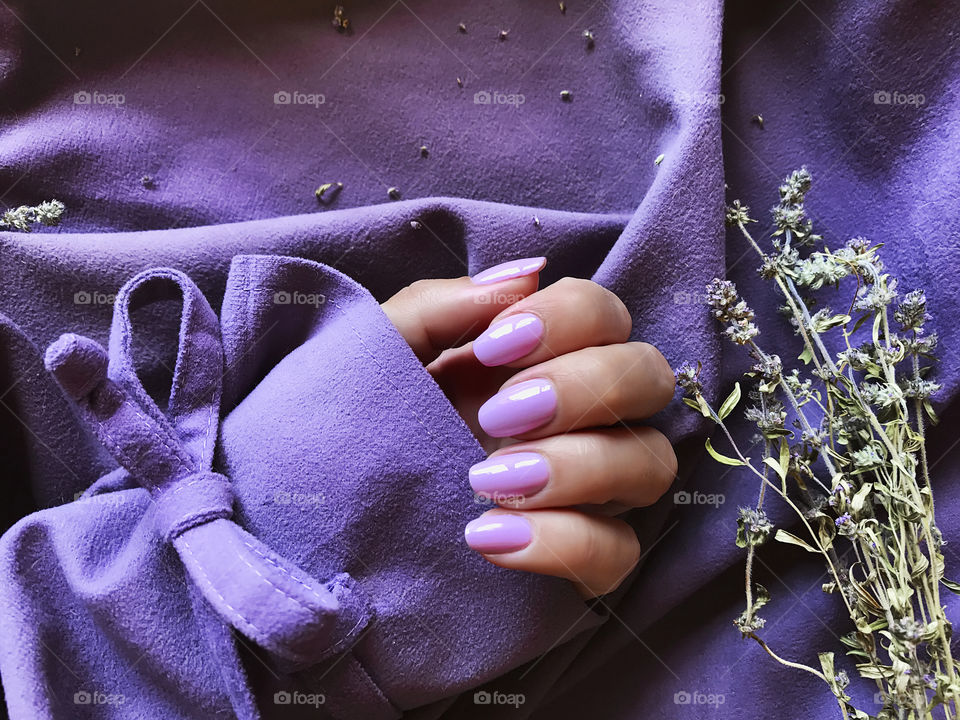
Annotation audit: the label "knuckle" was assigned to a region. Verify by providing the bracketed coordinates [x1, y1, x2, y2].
[553, 277, 631, 341]
[639, 428, 678, 496]
[392, 278, 433, 307]
[622, 528, 643, 574]
[595, 522, 641, 595]
[569, 517, 604, 571]
[634, 342, 676, 407]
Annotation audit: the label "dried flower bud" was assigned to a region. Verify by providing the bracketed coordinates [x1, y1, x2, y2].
[895, 290, 931, 331]
[736, 507, 773, 548]
[1, 199, 65, 232]
[674, 362, 703, 395]
[725, 199, 754, 227]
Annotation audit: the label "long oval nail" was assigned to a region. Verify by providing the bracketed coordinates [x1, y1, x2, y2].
[478, 378, 557, 437]
[471, 257, 546, 285]
[469, 452, 549, 498]
[464, 515, 533, 554]
[473, 313, 544, 366]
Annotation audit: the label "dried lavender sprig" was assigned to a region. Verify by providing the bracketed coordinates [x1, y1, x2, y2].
[682, 169, 958, 719]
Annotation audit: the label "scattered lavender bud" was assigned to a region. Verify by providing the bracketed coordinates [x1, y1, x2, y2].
[533, 215, 540, 228]
[332, 5, 349, 32]
[560, 89, 572, 101]
[419, 145, 429, 158]
[582, 29, 595, 48]
[141, 175, 155, 189]
[458, 22, 467, 33]
[457, 77, 463, 88]
[410, 220, 422, 230]
[654, 153, 665, 166]
[559, 1, 566, 13]
[751, 114, 764, 128]
[387, 187, 401, 200]
[499, 29, 509, 41]
[315, 182, 343, 203]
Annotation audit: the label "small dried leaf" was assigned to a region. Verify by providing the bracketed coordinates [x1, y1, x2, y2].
[941, 578, 960, 595]
[718, 382, 741, 420]
[705, 438, 744, 466]
[763, 456, 787, 482]
[774, 528, 819, 553]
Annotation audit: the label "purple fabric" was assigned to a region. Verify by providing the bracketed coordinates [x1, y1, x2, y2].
[0, 1, 957, 719]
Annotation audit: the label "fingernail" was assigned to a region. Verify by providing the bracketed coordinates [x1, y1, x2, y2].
[464, 515, 533, 554]
[478, 378, 556, 437]
[469, 452, 549, 498]
[471, 256, 546, 285]
[473, 313, 544, 366]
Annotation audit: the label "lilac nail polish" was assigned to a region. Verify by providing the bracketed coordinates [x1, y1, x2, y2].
[473, 313, 544, 366]
[470, 257, 546, 285]
[464, 515, 533, 554]
[477, 378, 557, 438]
[469, 452, 549, 498]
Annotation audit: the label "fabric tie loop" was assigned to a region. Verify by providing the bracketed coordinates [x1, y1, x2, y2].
[154, 471, 235, 542]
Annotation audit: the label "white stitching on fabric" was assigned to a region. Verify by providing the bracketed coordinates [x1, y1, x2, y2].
[232, 538, 327, 617]
[179, 538, 265, 638]
[240, 539, 326, 604]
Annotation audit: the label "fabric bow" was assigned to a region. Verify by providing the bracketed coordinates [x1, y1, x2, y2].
[44, 268, 370, 667]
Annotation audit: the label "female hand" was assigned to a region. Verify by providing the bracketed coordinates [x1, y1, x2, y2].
[381, 258, 677, 597]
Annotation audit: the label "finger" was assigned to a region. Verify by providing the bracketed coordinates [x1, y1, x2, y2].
[381, 257, 545, 364]
[471, 277, 632, 367]
[468, 426, 677, 509]
[476, 342, 675, 439]
[464, 508, 641, 597]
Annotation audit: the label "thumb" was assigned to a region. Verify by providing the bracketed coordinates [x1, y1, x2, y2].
[382, 257, 545, 365]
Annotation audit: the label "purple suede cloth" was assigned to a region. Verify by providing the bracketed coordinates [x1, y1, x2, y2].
[0, 0, 958, 718]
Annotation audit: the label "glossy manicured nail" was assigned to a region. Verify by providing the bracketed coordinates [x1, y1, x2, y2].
[464, 515, 533, 554]
[478, 378, 557, 437]
[471, 256, 546, 285]
[473, 313, 544, 366]
[469, 452, 549, 498]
